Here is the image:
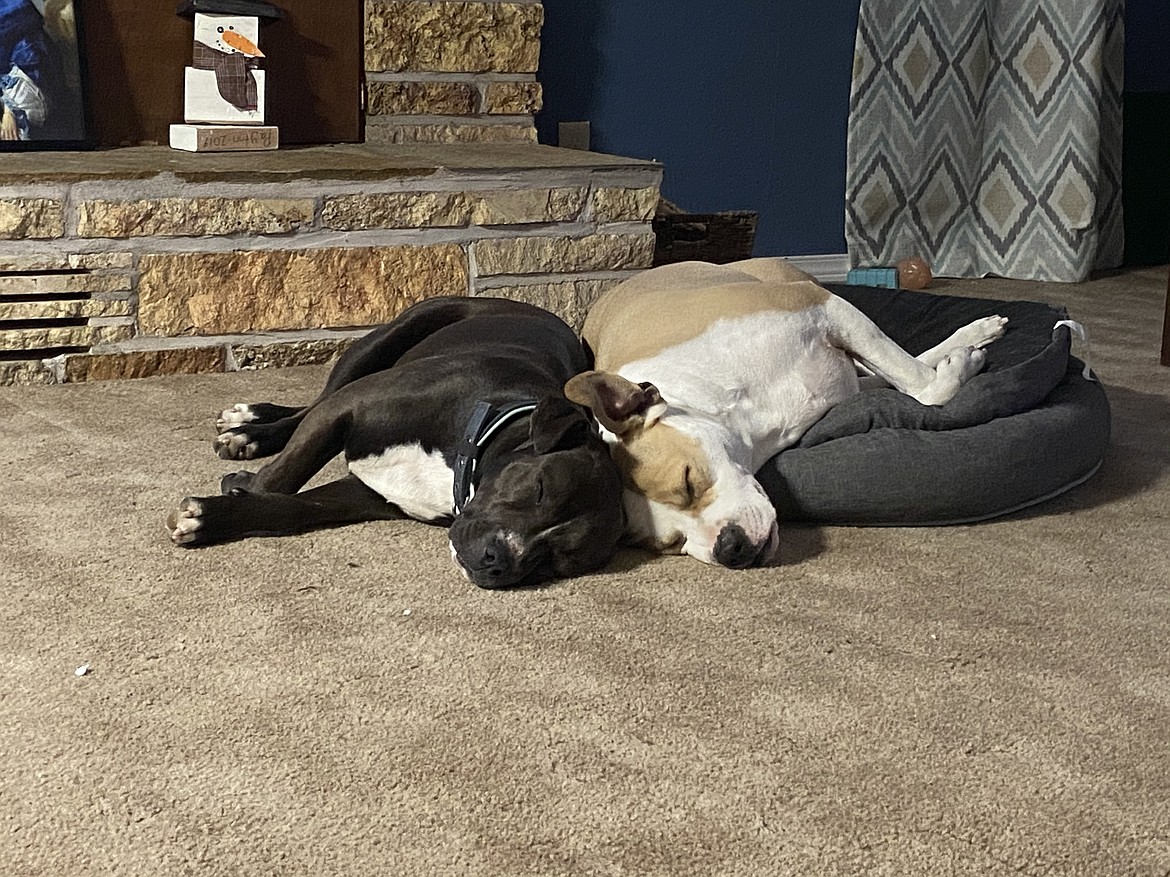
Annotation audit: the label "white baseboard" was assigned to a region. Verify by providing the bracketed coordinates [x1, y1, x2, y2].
[784, 253, 851, 283]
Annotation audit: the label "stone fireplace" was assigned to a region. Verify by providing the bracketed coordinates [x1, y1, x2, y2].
[0, 1, 662, 385]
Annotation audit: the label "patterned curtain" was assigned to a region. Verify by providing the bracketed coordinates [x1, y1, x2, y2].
[845, 1, 1124, 282]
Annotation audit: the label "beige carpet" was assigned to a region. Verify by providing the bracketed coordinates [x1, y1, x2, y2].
[2, 266, 1168, 876]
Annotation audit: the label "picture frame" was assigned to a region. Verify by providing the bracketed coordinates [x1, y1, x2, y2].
[0, 0, 90, 150]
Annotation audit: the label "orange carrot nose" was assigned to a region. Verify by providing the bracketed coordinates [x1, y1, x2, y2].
[221, 30, 264, 57]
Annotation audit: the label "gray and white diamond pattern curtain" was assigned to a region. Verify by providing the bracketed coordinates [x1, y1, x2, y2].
[845, 1, 1124, 282]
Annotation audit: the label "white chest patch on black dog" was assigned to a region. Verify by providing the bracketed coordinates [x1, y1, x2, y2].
[348, 443, 454, 521]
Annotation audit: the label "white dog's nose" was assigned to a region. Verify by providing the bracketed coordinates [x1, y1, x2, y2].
[713, 523, 768, 568]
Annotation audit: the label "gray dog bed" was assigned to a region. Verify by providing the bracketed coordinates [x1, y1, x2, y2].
[756, 284, 1111, 525]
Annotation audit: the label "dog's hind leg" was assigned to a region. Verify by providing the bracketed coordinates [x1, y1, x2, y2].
[167, 475, 407, 546]
[855, 314, 1009, 388]
[914, 315, 1008, 367]
[825, 295, 996, 406]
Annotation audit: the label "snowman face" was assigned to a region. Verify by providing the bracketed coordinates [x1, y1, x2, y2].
[193, 13, 261, 55]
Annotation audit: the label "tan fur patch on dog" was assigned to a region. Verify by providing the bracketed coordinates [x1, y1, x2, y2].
[585, 279, 829, 371]
[613, 424, 715, 512]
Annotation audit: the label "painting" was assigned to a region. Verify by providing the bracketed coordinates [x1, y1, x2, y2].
[0, 0, 88, 149]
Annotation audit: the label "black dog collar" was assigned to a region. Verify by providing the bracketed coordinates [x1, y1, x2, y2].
[452, 400, 539, 514]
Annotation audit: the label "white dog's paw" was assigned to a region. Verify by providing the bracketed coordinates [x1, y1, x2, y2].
[951, 315, 1009, 350]
[165, 498, 204, 545]
[216, 403, 257, 432]
[916, 346, 986, 406]
[941, 345, 986, 382]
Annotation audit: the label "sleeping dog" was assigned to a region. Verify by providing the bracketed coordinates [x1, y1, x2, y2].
[565, 258, 1007, 568]
[166, 297, 625, 589]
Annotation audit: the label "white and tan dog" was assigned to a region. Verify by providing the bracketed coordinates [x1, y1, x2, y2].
[565, 257, 1007, 568]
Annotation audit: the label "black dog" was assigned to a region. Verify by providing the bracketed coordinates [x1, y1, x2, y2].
[165, 297, 625, 589]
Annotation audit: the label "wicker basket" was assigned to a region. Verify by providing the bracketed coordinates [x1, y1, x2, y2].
[652, 207, 758, 266]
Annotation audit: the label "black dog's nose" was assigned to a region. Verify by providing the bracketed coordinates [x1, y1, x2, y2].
[475, 536, 514, 588]
[713, 523, 762, 569]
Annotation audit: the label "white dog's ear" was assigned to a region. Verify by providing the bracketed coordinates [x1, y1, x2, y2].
[564, 371, 668, 436]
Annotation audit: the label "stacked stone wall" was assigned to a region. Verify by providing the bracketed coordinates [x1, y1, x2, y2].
[364, 0, 544, 144]
[0, 149, 660, 385]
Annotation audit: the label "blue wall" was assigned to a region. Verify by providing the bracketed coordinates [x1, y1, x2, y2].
[1126, 0, 1170, 91]
[537, 0, 859, 257]
[538, 0, 1170, 258]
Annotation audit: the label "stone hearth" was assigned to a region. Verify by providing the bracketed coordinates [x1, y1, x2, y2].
[0, 143, 661, 385]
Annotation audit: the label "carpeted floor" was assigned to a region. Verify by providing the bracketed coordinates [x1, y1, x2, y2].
[2, 266, 1168, 876]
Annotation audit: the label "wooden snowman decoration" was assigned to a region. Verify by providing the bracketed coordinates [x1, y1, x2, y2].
[170, 0, 283, 152]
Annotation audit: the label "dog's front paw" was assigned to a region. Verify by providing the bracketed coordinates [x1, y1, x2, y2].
[216, 403, 258, 433]
[165, 498, 206, 546]
[220, 470, 255, 495]
[214, 428, 259, 461]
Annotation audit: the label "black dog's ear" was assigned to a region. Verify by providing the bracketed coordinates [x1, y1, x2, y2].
[530, 396, 593, 454]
